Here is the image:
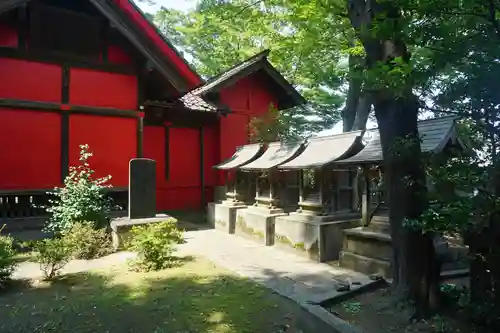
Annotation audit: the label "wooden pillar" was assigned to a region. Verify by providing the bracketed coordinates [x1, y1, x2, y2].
[361, 166, 371, 227]
[298, 170, 304, 203]
[318, 169, 324, 207]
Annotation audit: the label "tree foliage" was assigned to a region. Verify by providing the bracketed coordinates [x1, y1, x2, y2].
[152, 0, 349, 135]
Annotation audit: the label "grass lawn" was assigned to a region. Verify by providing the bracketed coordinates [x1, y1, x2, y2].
[1, 256, 325, 333]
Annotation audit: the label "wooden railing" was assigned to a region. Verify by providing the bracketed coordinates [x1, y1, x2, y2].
[0, 188, 128, 220]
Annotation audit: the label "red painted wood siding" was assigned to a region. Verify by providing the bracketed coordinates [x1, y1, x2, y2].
[0, 109, 61, 189]
[69, 68, 138, 110]
[0, 59, 62, 102]
[0, 24, 18, 47]
[69, 114, 137, 187]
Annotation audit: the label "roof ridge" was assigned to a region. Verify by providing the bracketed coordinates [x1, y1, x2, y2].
[190, 49, 271, 94]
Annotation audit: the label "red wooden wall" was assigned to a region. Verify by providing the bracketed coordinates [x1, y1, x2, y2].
[0, 55, 139, 190]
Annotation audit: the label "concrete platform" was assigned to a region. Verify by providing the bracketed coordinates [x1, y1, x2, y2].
[235, 205, 287, 246]
[207, 200, 248, 234]
[110, 214, 172, 250]
[274, 212, 361, 262]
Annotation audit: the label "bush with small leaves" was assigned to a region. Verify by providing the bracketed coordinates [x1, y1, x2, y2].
[64, 222, 113, 260]
[127, 219, 184, 272]
[33, 237, 73, 280]
[45, 144, 116, 233]
[0, 226, 16, 288]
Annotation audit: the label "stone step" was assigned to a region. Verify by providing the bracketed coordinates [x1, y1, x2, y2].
[371, 214, 389, 223]
[367, 221, 391, 234]
[343, 227, 392, 261]
[339, 250, 391, 279]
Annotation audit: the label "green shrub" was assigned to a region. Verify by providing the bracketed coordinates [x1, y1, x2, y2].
[127, 219, 184, 272]
[63, 222, 113, 260]
[0, 227, 16, 288]
[33, 238, 73, 280]
[45, 144, 116, 232]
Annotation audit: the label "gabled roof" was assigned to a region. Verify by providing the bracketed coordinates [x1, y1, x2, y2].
[279, 131, 364, 169]
[2, 0, 202, 92]
[215, 144, 264, 170]
[189, 50, 306, 110]
[338, 116, 462, 164]
[240, 141, 305, 170]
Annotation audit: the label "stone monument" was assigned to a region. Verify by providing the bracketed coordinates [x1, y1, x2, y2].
[111, 158, 170, 249]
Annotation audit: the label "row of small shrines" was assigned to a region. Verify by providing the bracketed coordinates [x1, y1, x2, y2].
[208, 116, 465, 277]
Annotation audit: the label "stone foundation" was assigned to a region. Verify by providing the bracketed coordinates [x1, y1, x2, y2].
[110, 214, 172, 250]
[235, 205, 287, 245]
[207, 200, 248, 234]
[274, 212, 360, 262]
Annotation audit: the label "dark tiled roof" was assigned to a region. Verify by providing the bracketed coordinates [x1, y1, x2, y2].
[338, 116, 460, 164]
[241, 141, 304, 170]
[279, 131, 364, 169]
[179, 93, 219, 112]
[215, 144, 264, 170]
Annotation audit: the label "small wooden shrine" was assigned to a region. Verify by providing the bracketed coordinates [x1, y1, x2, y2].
[240, 141, 304, 211]
[279, 131, 364, 216]
[214, 143, 264, 204]
[337, 116, 468, 278]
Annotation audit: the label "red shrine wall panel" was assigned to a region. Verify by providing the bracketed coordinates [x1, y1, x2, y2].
[219, 113, 249, 162]
[144, 126, 203, 211]
[143, 125, 166, 190]
[0, 59, 62, 102]
[203, 124, 219, 187]
[106, 45, 133, 65]
[0, 24, 18, 47]
[167, 127, 200, 188]
[69, 68, 138, 110]
[69, 114, 137, 187]
[219, 75, 277, 116]
[0, 109, 61, 190]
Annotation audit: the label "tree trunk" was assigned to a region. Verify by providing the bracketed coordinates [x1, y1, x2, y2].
[347, 0, 440, 318]
[352, 94, 372, 131]
[342, 53, 361, 132]
[374, 96, 440, 317]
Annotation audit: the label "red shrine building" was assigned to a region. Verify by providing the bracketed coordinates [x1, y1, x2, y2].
[0, 0, 305, 216]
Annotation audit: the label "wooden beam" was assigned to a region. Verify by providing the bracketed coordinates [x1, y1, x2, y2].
[0, 47, 137, 75]
[60, 112, 70, 182]
[0, 98, 142, 118]
[61, 64, 70, 104]
[136, 117, 144, 158]
[17, 3, 27, 51]
[361, 166, 371, 227]
[164, 126, 170, 180]
[199, 126, 205, 209]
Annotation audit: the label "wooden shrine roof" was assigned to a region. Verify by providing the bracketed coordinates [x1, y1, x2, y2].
[338, 116, 462, 164]
[279, 131, 364, 169]
[240, 141, 304, 170]
[214, 144, 264, 170]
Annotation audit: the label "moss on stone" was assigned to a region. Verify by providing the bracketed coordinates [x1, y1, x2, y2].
[216, 220, 227, 227]
[236, 217, 264, 239]
[274, 234, 306, 252]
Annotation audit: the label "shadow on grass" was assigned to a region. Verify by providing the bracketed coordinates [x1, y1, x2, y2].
[0, 258, 336, 333]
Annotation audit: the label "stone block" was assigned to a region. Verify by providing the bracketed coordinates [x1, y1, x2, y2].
[129, 158, 156, 219]
[235, 206, 287, 246]
[274, 212, 360, 262]
[343, 227, 392, 261]
[207, 201, 247, 234]
[110, 214, 171, 250]
[339, 251, 391, 278]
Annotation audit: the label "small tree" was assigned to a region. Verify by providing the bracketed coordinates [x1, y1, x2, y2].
[248, 104, 298, 143]
[45, 144, 114, 232]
